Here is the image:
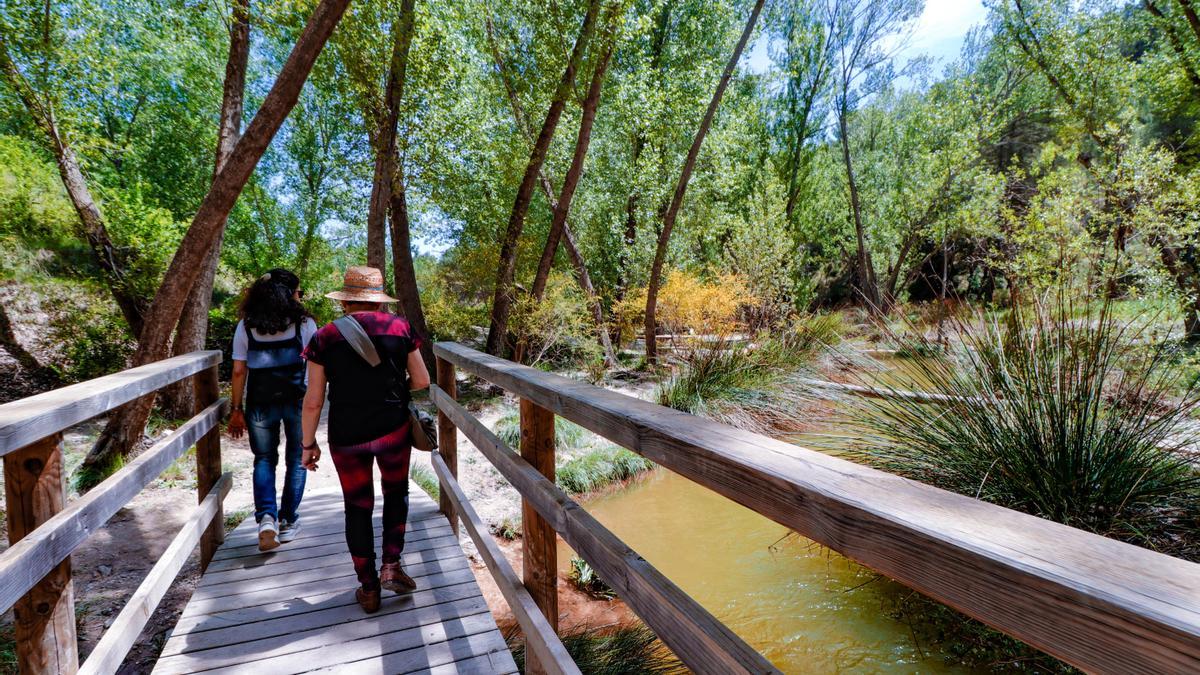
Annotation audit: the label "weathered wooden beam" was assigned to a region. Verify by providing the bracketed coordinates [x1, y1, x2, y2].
[194, 364, 223, 571]
[430, 451, 579, 675]
[78, 472, 232, 675]
[0, 401, 225, 615]
[430, 385, 778, 674]
[519, 397, 557, 675]
[4, 433, 78, 675]
[435, 356, 458, 535]
[433, 341, 1200, 673]
[0, 350, 221, 456]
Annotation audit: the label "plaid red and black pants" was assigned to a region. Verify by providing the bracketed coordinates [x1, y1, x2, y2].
[329, 424, 412, 587]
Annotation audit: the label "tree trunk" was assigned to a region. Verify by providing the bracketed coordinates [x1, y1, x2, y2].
[376, 0, 434, 378]
[162, 0, 250, 418]
[364, 0, 414, 276]
[484, 9, 617, 365]
[644, 0, 764, 364]
[0, 38, 147, 336]
[484, 0, 601, 357]
[530, 22, 616, 302]
[80, 0, 353, 482]
[1156, 236, 1200, 342]
[838, 103, 881, 312]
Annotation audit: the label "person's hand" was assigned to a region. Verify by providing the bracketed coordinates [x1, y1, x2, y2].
[228, 409, 246, 439]
[302, 443, 321, 471]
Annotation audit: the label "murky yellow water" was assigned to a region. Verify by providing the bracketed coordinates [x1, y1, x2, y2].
[559, 354, 972, 672]
[562, 468, 970, 673]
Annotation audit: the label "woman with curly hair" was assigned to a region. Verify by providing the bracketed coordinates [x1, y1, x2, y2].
[228, 268, 318, 551]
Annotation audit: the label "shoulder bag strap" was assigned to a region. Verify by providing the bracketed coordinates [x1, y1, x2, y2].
[333, 316, 381, 366]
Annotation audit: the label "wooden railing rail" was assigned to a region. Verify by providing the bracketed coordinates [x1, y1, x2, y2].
[0, 350, 227, 675]
[430, 451, 579, 675]
[432, 342, 1200, 674]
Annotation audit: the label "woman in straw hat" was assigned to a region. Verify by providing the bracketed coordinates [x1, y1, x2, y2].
[299, 266, 431, 614]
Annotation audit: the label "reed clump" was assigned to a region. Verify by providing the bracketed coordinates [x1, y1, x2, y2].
[506, 624, 684, 674]
[656, 313, 840, 435]
[849, 297, 1200, 560]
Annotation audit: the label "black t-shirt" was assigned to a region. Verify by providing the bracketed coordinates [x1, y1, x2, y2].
[303, 311, 422, 446]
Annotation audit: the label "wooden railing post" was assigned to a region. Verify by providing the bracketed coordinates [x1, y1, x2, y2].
[436, 357, 458, 536]
[519, 398, 557, 674]
[4, 433, 78, 675]
[194, 364, 222, 571]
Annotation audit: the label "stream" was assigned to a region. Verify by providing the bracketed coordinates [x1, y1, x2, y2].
[559, 355, 975, 672]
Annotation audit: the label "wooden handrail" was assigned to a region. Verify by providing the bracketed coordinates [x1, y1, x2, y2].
[433, 342, 1200, 673]
[430, 452, 580, 675]
[0, 399, 226, 615]
[0, 350, 221, 456]
[0, 351, 226, 674]
[78, 472, 232, 675]
[431, 383, 778, 675]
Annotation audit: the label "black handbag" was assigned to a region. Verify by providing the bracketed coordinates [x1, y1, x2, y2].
[332, 316, 437, 451]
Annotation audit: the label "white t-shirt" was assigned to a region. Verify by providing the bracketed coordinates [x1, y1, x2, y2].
[231, 318, 319, 362]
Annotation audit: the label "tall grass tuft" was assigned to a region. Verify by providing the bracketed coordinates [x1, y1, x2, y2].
[410, 463, 440, 501]
[556, 446, 654, 494]
[657, 314, 840, 435]
[849, 297, 1200, 559]
[506, 623, 684, 674]
[567, 556, 616, 599]
[493, 412, 588, 453]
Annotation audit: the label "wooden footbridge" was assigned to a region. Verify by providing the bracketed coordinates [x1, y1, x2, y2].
[0, 343, 1197, 674]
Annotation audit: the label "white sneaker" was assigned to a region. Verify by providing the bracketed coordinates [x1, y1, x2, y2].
[278, 519, 300, 543]
[258, 515, 280, 552]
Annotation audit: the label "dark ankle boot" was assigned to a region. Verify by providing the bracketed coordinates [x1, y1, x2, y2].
[356, 584, 381, 613]
[380, 561, 416, 593]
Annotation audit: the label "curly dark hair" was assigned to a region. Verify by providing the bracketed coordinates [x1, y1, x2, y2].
[239, 268, 310, 334]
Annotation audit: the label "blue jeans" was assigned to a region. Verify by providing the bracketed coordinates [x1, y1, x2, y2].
[247, 400, 306, 523]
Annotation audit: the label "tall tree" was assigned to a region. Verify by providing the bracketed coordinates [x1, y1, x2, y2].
[0, 23, 147, 335]
[643, 0, 766, 363]
[162, 0, 251, 418]
[382, 0, 436, 378]
[484, 0, 601, 357]
[80, 0, 354, 479]
[526, 3, 622, 367]
[826, 0, 922, 314]
[484, 6, 619, 367]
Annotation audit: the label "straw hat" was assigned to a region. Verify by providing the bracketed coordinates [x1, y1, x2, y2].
[324, 266, 398, 303]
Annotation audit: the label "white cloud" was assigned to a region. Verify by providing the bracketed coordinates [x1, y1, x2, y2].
[905, 0, 988, 63]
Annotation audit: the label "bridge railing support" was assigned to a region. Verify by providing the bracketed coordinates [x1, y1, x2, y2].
[435, 356, 458, 536]
[4, 432, 77, 675]
[519, 398, 557, 675]
[0, 350, 227, 675]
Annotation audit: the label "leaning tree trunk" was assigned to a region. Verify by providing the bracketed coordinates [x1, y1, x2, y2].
[80, 0, 353, 482]
[838, 103, 881, 313]
[644, 0, 765, 364]
[0, 37, 147, 336]
[162, 0, 251, 418]
[376, 0, 435, 377]
[525, 18, 619, 368]
[484, 9, 617, 366]
[484, 0, 601, 357]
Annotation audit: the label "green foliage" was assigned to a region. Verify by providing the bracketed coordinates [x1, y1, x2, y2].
[657, 314, 839, 434]
[492, 411, 589, 454]
[50, 299, 134, 383]
[848, 297, 1200, 560]
[72, 448, 124, 492]
[507, 624, 684, 675]
[0, 136, 74, 251]
[556, 446, 654, 494]
[490, 516, 521, 540]
[410, 463, 441, 501]
[567, 556, 615, 599]
[510, 273, 600, 367]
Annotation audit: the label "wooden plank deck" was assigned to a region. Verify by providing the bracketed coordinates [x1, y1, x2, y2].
[153, 485, 517, 675]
